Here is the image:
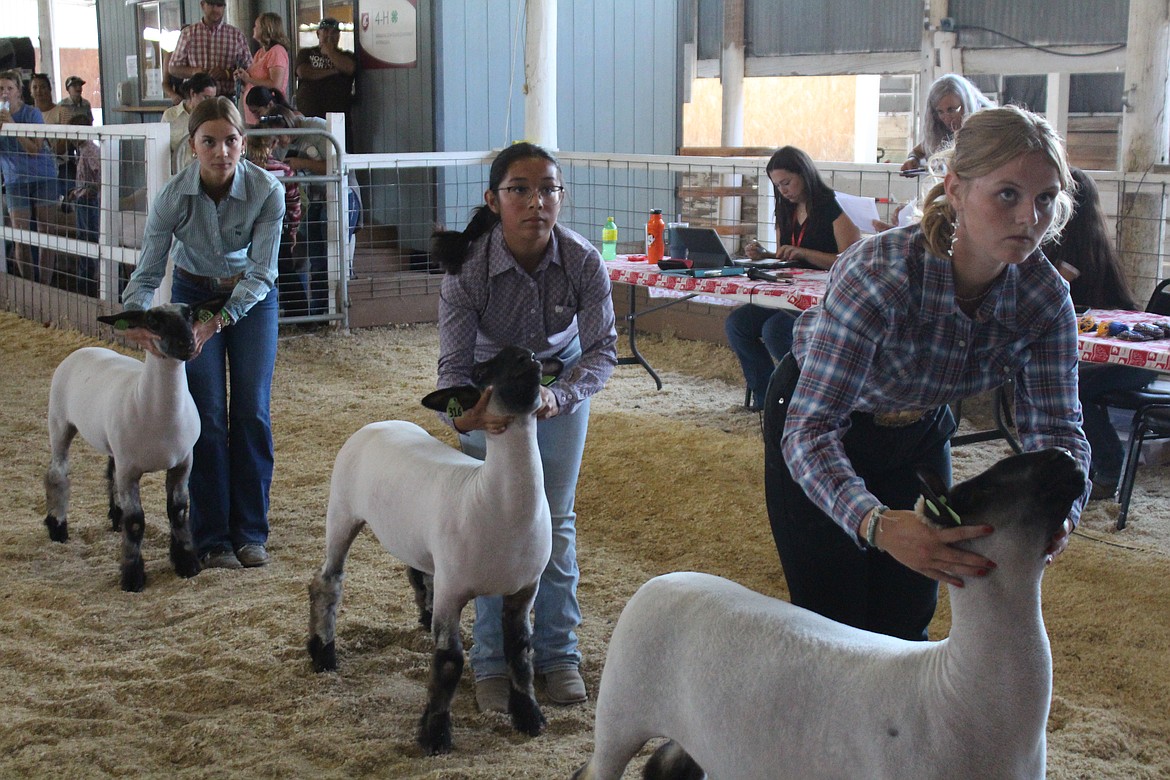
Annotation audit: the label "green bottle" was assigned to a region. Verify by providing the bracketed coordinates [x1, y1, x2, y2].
[602, 216, 618, 261]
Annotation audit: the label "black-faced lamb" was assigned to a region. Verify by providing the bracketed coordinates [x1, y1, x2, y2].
[44, 299, 225, 592]
[307, 345, 563, 755]
[573, 448, 1086, 780]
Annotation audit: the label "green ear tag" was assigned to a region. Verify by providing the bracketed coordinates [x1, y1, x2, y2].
[113, 318, 129, 331]
[445, 398, 465, 419]
[540, 374, 556, 387]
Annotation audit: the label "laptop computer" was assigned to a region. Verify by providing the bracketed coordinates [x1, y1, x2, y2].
[661, 227, 746, 277]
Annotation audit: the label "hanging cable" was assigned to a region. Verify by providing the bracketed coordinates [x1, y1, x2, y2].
[954, 24, 1125, 58]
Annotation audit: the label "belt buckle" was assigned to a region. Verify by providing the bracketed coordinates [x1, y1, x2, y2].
[874, 409, 927, 427]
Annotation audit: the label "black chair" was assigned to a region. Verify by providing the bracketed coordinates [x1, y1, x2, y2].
[1097, 278, 1170, 529]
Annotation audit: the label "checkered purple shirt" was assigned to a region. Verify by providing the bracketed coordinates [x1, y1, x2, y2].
[169, 19, 252, 96]
[438, 223, 617, 415]
[784, 226, 1090, 538]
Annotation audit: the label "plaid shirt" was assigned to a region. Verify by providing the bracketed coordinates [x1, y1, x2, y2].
[169, 18, 252, 96]
[438, 223, 617, 415]
[784, 225, 1090, 537]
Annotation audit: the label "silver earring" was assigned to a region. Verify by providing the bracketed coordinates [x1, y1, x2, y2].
[948, 215, 960, 258]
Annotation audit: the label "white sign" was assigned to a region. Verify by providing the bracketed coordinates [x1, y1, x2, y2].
[358, 0, 417, 69]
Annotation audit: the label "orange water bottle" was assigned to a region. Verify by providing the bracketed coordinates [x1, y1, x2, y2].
[646, 209, 665, 263]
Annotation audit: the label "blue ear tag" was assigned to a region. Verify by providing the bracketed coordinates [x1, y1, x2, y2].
[445, 398, 465, 419]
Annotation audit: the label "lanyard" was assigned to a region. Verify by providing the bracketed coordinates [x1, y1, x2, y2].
[790, 216, 808, 248]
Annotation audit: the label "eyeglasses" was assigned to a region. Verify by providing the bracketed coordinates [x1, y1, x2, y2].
[496, 185, 565, 202]
[934, 105, 964, 118]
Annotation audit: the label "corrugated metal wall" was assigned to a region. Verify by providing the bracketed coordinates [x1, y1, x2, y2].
[950, 0, 1127, 47]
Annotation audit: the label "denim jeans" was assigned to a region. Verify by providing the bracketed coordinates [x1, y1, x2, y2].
[172, 275, 278, 555]
[725, 303, 797, 407]
[1078, 363, 1157, 484]
[464, 341, 589, 678]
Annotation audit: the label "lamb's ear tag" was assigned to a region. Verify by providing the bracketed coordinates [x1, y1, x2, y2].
[540, 374, 556, 387]
[445, 397, 465, 419]
[915, 465, 962, 526]
[113, 318, 130, 331]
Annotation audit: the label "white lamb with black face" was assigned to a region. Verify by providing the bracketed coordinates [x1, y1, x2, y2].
[574, 448, 1086, 780]
[308, 345, 563, 756]
[44, 298, 226, 592]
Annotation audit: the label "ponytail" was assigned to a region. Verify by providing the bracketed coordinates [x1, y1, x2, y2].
[431, 206, 500, 274]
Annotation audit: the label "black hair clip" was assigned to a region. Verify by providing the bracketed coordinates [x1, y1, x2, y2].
[914, 464, 962, 527]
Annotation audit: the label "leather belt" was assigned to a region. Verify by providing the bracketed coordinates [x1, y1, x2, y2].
[175, 266, 244, 291]
[873, 409, 931, 427]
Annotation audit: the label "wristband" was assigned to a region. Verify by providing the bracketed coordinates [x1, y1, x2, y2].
[865, 505, 888, 549]
[219, 309, 233, 328]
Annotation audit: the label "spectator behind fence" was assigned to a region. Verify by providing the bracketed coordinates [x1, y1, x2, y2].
[121, 96, 284, 571]
[0, 69, 60, 284]
[237, 12, 290, 126]
[29, 74, 72, 207]
[1042, 167, 1158, 501]
[167, 0, 252, 100]
[59, 76, 93, 125]
[901, 74, 994, 175]
[62, 113, 99, 297]
[294, 17, 356, 120]
[161, 72, 217, 174]
[247, 119, 307, 317]
[764, 106, 1089, 644]
[260, 102, 331, 316]
[727, 146, 860, 409]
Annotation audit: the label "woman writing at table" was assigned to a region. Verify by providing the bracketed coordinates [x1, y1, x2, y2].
[1043, 167, 1157, 501]
[764, 106, 1090, 641]
[726, 146, 860, 408]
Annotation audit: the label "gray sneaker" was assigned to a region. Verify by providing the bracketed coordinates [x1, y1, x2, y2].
[200, 548, 242, 570]
[236, 544, 270, 568]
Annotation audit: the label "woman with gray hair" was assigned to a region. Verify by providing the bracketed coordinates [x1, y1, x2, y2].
[901, 73, 995, 174]
[765, 105, 1089, 642]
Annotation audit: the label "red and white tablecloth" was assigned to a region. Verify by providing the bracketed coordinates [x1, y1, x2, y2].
[605, 258, 828, 310]
[1077, 309, 1170, 372]
[607, 259, 1170, 373]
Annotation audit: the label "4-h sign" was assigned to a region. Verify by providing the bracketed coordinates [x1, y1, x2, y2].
[359, 0, 417, 69]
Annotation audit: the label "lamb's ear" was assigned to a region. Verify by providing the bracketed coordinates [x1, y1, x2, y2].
[539, 357, 564, 386]
[421, 386, 482, 419]
[189, 295, 231, 322]
[97, 310, 147, 331]
[915, 464, 962, 527]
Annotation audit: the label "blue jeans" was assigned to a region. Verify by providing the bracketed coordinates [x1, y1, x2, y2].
[172, 275, 278, 555]
[1078, 363, 1157, 484]
[464, 341, 590, 678]
[725, 304, 796, 407]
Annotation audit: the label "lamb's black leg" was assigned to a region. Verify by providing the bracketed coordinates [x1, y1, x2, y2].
[43, 425, 75, 543]
[417, 608, 464, 755]
[106, 457, 122, 532]
[116, 476, 146, 592]
[407, 567, 434, 630]
[165, 458, 199, 578]
[642, 741, 706, 780]
[502, 583, 545, 737]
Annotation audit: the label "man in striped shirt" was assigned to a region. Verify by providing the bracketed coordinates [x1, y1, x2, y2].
[167, 0, 251, 100]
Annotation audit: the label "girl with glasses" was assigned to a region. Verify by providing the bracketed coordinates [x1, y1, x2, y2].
[430, 142, 617, 714]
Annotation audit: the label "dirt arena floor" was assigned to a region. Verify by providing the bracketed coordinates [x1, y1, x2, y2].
[1, 310, 1168, 778]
